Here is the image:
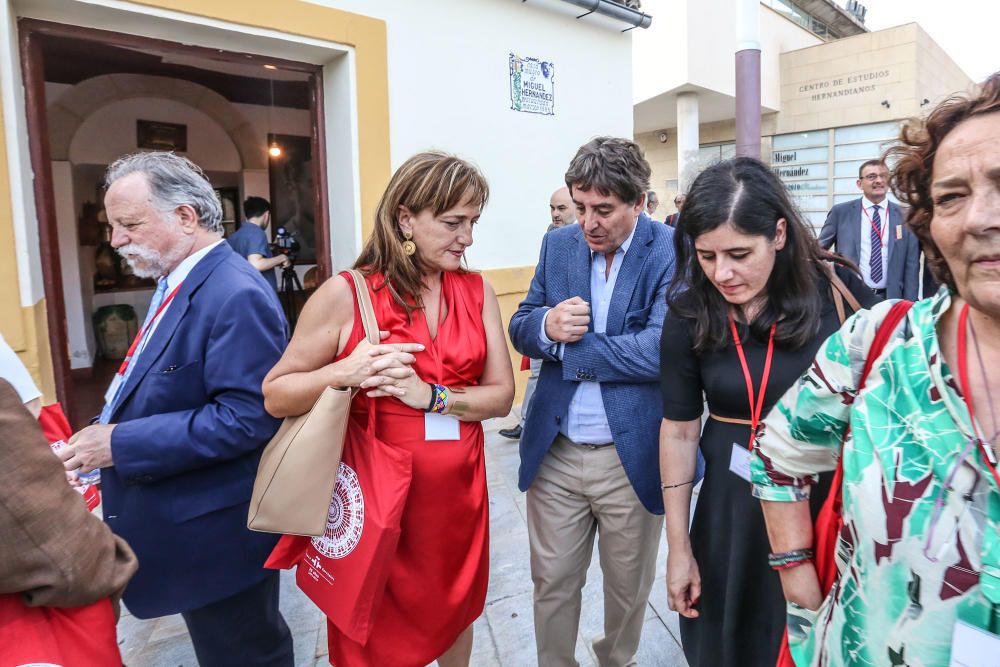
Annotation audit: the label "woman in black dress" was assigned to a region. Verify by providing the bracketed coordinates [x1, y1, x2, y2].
[658, 157, 875, 667]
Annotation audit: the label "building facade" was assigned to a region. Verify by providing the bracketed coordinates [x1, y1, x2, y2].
[634, 0, 973, 228]
[0, 0, 646, 415]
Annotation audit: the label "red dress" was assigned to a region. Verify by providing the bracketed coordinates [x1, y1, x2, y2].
[328, 270, 490, 666]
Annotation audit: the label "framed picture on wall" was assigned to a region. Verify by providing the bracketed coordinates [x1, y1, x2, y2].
[137, 120, 188, 152]
[267, 133, 316, 264]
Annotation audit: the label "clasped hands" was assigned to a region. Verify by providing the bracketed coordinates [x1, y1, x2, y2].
[337, 330, 431, 410]
[544, 296, 591, 344]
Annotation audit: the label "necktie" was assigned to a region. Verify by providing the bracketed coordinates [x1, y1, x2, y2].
[870, 204, 883, 285]
[100, 278, 170, 423]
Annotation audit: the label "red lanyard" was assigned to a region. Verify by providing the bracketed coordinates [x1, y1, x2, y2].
[116, 283, 183, 376]
[728, 316, 776, 450]
[956, 303, 1000, 491]
[862, 202, 887, 247]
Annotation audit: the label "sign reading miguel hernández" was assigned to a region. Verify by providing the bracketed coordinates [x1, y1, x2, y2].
[510, 54, 555, 115]
[798, 69, 891, 102]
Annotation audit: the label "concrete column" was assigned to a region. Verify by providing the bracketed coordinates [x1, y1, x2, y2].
[735, 0, 761, 158]
[676, 92, 700, 193]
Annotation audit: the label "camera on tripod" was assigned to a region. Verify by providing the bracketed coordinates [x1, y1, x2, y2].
[272, 226, 300, 263]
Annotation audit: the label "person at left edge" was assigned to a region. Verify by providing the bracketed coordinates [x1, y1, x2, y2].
[57, 152, 293, 666]
[227, 195, 291, 292]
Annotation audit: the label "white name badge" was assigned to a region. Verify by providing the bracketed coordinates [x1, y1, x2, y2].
[104, 374, 123, 406]
[950, 620, 1000, 667]
[729, 443, 753, 482]
[424, 412, 460, 441]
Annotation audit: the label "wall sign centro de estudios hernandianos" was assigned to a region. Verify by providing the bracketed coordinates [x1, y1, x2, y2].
[509, 54, 555, 115]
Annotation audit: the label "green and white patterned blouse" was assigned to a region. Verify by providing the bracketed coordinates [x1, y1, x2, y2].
[751, 288, 1000, 666]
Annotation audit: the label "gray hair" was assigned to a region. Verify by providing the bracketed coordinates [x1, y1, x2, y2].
[105, 152, 223, 233]
[565, 137, 651, 206]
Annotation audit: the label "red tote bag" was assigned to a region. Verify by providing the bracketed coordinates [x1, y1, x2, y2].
[267, 408, 413, 645]
[0, 594, 122, 667]
[777, 301, 912, 666]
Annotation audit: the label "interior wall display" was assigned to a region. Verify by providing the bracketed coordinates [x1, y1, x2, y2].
[136, 120, 188, 151]
[215, 186, 240, 238]
[267, 134, 316, 264]
[509, 54, 555, 115]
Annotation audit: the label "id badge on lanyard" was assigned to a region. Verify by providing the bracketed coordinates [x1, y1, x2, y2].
[727, 318, 775, 482]
[422, 286, 460, 441]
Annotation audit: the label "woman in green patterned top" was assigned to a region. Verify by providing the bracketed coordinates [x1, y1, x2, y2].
[752, 73, 1000, 666]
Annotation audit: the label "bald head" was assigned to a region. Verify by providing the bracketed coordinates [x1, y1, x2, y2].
[549, 186, 576, 228]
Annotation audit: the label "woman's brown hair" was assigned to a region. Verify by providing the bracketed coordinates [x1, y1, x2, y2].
[354, 151, 489, 318]
[887, 72, 1000, 291]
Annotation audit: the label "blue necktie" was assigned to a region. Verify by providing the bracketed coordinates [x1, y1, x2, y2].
[100, 278, 170, 423]
[869, 204, 883, 285]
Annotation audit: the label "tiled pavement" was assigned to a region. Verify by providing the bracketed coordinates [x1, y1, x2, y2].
[117, 416, 690, 666]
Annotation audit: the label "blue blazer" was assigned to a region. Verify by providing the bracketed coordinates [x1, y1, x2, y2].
[101, 243, 288, 619]
[818, 198, 919, 300]
[509, 213, 675, 514]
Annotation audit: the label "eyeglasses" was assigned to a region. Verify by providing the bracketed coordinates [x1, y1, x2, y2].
[922, 437, 990, 570]
[861, 174, 887, 182]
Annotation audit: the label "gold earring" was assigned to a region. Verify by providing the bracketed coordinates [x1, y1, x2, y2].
[402, 229, 416, 256]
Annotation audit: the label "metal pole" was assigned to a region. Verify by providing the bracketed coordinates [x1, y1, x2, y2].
[735, 0, 761, 159]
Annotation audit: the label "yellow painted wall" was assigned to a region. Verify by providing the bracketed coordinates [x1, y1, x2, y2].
[482, 265, 533, 406]
[0, 0, 390, 403]
[0, 66, 56, 400]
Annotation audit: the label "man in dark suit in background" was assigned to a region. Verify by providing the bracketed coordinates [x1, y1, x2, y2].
[818, 159, 919, 300]
[58, 152, 292, 666]
[665, 192, 685, 227]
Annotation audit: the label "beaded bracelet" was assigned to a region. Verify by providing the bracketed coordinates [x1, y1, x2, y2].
[768, 548, 815, 571]
[427, 384, 449, 414]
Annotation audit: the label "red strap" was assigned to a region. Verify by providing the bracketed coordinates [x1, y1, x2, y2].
[116, 283, 183, 376]
[862, 202, 887, 246]
[956, 304, 1000, 491]
[729, 317, 776, 450]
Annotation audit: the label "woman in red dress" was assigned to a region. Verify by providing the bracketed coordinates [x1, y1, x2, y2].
[263, 151, 515, 666]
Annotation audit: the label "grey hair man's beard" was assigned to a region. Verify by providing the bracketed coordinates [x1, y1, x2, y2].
[117, 243, 169, 279]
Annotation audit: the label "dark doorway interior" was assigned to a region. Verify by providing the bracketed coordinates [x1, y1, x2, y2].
[18, 19, 331, 426]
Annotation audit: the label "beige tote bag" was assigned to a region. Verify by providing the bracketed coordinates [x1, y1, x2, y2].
[248, 269, 379, 536]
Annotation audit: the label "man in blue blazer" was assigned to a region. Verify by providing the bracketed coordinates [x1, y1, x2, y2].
[818, 159, 919, 300]
[509, 137, 674, 667]
[59, 153, 292, 666]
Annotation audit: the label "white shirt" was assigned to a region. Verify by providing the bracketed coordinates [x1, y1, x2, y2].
[137, 239, 224, 357]
[0, 333, 41, 404]
[858, 196, 888, 290]
[539, 221, 638, 444]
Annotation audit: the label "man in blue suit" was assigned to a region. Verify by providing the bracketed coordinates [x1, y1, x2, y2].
[59, 152, 292, 666]
[818, 159, 919, 300]
[509, 137, 674, 667]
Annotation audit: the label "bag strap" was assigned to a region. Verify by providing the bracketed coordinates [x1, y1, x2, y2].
[829, 299, 914, 505]
[346, 269, 380, 346]
[825, 262, 863, 325]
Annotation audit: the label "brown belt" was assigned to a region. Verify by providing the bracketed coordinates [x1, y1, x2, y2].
[554, 433, 614, 449]
[709, 413, 753, 426]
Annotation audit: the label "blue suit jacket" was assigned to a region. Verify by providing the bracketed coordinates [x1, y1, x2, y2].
[818, 198, 919, 300]
[101, 243, 288, 618]
[509, 213, 675, 514]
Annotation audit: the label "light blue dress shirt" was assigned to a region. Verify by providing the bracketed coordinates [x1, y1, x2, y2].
[539, 221, 637, 444]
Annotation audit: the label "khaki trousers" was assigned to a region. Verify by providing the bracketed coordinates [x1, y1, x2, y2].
[527, 435, 663, 667]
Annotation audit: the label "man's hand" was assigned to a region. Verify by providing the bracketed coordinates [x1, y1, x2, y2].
[544, 296, 590, 343]
[59, 424, 116, 473]
[279, 255, 292, 269]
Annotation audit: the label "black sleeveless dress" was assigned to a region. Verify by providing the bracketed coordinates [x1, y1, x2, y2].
[659, 268, 874, 667]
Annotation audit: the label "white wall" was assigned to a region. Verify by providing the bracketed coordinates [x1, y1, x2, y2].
[313, 0, 635, 271]
[633, 0, 822, 110]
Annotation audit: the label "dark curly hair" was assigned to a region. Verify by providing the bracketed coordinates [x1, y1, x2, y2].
[886, 73, 1000, 291]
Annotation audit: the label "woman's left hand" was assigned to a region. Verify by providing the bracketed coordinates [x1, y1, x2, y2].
[362, 367, 433, 410]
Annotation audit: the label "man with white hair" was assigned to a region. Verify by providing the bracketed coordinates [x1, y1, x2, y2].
[58, 152, 292, 665]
